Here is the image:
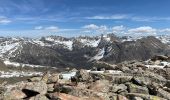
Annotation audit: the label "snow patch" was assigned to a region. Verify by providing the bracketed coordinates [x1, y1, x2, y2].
[61, 72, 76, 80]
[89, 48, 105, 61]
[4, 60, 46, 68]
[145, 65, 165, 69]
[4, 60, 20, 67]
[90, 70, 122, 74]
[0, 71, 42, 78]
[156, 36, 170, 44]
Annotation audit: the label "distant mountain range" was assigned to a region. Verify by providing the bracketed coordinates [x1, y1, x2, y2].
[0, 34, 170, 69]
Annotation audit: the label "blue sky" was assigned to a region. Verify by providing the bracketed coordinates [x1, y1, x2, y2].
[0, 0, 170, 37]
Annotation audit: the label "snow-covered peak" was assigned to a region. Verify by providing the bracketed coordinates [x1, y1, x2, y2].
[120, 36, 143, 42]
[103, 34, 111, 41]
[156, 35, 170, 44]
[79, 38, 101, 47]
[45, 37, 73, 50]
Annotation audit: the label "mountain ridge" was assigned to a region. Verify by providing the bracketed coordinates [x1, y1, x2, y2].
[0, 34, 170, 69]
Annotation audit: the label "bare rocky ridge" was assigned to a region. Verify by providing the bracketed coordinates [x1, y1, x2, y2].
[0, 55, 170, 100]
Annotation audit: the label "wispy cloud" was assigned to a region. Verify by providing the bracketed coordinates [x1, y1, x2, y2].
[34, 26, 59, 32]
[86, 14, 129, 20]
[45, 26, 59, 30]
[0, 16, 11, 24]
[86, 14, 170, 22]
[34, 26, 43, 30]
[131, 16, 170, 22]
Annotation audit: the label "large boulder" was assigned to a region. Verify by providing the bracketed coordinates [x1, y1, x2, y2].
[75, 69, 91, 82]
[88, 80, 111, 93]
[132, 76, 151, 86]
[23, 81, 47, 95]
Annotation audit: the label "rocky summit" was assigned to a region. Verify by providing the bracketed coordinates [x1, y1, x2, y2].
[0, 55, 170, 100]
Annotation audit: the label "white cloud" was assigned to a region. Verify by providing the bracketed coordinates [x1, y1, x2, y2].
[82, 24, 108, 34]
[0, 16, 11, 24]
[112, 25, 126, 34]
[34, 26, 43, 30]
[86, 14, 170, 22]
[45, 26, 59, 30]
[34, 26, 59, 32]
[132, 16, 170, 22]
[128, 26, 157, 35]
[82, 24, 99, 30]
[98, 25, 108, 33]
[112, 25, 125, 31]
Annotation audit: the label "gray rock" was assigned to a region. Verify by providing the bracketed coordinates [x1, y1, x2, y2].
[29, 94, 49, 100]
[126, 93, 166, 100]
[132, 76, 151, 86]
[3, 89, 27, 100]
[126, 83, 149, 94]
[28, 77, 42, 82]
[112, 76, 133, 84]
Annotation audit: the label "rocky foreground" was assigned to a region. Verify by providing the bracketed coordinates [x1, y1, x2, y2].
[0, 55, 170, 100]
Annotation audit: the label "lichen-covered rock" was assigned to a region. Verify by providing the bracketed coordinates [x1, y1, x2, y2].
[126, 83, 149, 94]
[3, 89, 27, 100]
[89, 80, 111, 93]
[112, 76, 133, 84]
[75, 69, 91, 82]
[47, 74, 60, 83]
[47, 84, 55, 92]
[28, 77, 42, 82]
[111, 84, 128, 94]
